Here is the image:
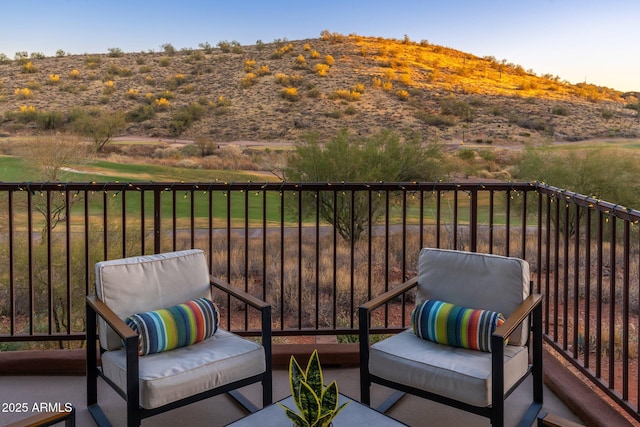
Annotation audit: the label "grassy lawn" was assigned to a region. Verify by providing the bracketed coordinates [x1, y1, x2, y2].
[0, 155, 530, 227]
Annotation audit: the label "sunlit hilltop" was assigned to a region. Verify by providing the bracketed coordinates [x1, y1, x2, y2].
[0, 32, 638, 144]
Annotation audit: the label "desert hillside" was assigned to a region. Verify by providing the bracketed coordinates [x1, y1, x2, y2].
[0, 32, 638, 145]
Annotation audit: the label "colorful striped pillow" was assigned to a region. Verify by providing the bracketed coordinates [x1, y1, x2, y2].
[125, 297, 219, 356]
[411, 299, 505, 352]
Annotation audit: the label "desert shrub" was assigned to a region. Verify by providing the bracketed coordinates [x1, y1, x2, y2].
[551, 105, 569, 116]
[275, 73, 288, 85]
[158, 57, 171, 67]
[241, 73, 257, 88]
[244, 59, 256, 72]
[11, 105, 38, 123]
[396, 89, 409, 101]
[281, 87, 298, 101]
[14, 51, 28, 64]
[415, 111, 456, 128]
[14, 88, 33, 99]
[217, 40, 231, 53]
[517, 117, 550, 132]
[344, 105, 357, 115]
[169, 103, 205, 136]
[315, 64, 330, 76]
[0, 53, 9, 63]
[126, 105, 155, 123]
[440, 97, 473, 121]
[125, 88, 139, 99]
[352, 83, 365, 93]
[330, 89, 360, 102]
[35, 110, 66, 130]
[198, 42, 213, 54]
[167, 73, 187, 89]
[161, 43, 176, 55]
[193, 136, 217, 157]
[107, 47, 123, 57]
[294, 54, 306, 68]
[103, 80, 115, 95]
[457, 148, 476, 160]
[257, 65, 270, 76]
[230, 41, 243, 54]
[601, 109, 615, 120]
[21, 61, 37, 73]
[85, 55, 101, 68]
[155, 97, 170, 109]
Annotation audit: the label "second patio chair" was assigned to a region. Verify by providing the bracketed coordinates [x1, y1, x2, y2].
[359, 248, 543, 427]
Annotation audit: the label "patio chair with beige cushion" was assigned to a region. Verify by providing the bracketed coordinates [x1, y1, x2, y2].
[359, 248, 543, 427]
[86, 249, 272, 427]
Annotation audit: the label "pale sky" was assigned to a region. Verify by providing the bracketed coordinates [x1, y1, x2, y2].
[1, 0, 638, 92]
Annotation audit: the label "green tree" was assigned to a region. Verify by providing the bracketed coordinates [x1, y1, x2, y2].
[70, 108, 126, 152]
[515, 145, 640, 233]
[286, 129, 445, 241]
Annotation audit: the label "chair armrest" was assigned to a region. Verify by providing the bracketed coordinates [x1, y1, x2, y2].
[359, 276, 419, 313]
[210, 275, 270, 311]
[493, 293, 543, 341]
[86, 295, 137, 340]
[5, 407, 75, 427]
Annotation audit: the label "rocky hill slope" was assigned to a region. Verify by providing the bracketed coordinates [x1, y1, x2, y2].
[0, 33, 638, 145]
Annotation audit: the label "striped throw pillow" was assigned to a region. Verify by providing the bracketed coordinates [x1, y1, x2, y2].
[126, 297, 219, 356]
[411, 299, 505, 352]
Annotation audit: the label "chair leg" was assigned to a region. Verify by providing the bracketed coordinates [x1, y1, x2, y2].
[358, 306, 371, 406]
[86, 303, 98, 408]
[263, 370, 273, 407]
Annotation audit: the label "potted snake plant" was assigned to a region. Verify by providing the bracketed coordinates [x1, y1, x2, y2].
[278, 349, 349, 427]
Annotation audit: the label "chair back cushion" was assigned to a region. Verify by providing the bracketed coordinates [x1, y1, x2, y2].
[95, 249, 211, 350]
[417, 248, 530, 346]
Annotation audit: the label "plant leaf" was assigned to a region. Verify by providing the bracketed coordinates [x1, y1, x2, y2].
[298, 380, 321, 423]
[334, 401, 349, 418]
[320, 381, 339, 415]
[305, 349, 323, 397]
[290, 355, 306, 406]
[313, 412, 334, 427]
[278, 403, 310, 427]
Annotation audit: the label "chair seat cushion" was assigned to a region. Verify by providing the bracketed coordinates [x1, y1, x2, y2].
[369, 329, 528, 407]
[126, 297, 219, 356]
[101, 329, 265, 409]
[411, 299, 505, 352]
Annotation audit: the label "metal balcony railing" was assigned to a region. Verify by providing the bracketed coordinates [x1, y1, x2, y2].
[0, 181, 638, 421]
